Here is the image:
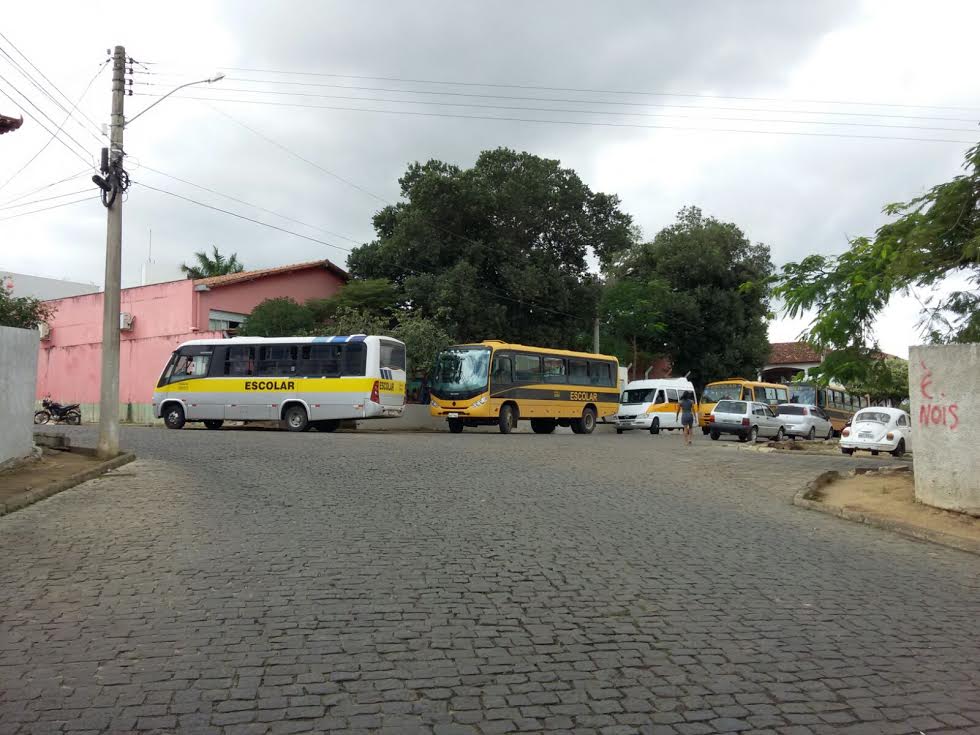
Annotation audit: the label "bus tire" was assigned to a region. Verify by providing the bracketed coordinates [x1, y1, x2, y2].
[447, 418, 464, 433]
[315, 420, 340, 433]
[282, 404, 309, 432]
[163, 403, 185, 430]
[649, 417, 660, 435]
[498, 404, 517, 434]
[572, 406, 597, 435]
[531, 419, 556, 434]
[204, 420, 223, 430]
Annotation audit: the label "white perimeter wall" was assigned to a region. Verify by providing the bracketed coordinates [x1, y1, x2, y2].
[909, 343, 979, 515]
[0, 325, 40, 466]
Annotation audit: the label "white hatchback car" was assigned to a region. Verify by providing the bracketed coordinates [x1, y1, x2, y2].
[840, 407, 912, 457]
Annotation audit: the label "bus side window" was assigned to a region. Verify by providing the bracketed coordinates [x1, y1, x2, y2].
[542, 357, 566, 384]
[224, 346, 253, 376]
[589, 361, 614, 387]
[492, 354, 514, 385]
[742, 387, 755, 401]
[776, 387, 788, 404]
[514, 354, 542, 383]
[341, 343, 366, 376]
[568, 359, 588, 384]
[765, 387, 778, 404]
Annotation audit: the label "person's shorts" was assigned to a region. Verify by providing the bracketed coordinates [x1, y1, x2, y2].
[681, 415, 694, 427]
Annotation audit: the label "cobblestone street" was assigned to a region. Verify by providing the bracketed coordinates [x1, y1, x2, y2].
[1, 426, 978, 734]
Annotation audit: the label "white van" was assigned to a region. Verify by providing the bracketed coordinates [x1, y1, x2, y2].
[615, 377, 698, 434]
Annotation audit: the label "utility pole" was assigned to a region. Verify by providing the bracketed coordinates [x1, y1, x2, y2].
[96, 46, 126, 459]
[593, 316, 600, 354]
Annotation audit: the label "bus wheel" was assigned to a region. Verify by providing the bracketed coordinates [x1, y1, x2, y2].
[649, 417, 660, 435]
[572, 407, 597, 435]
[204, 420, 223, 430]
[448, 418, 464, 433]
[531, 419, 556, 434]
[163, 403, 185, 430]
[282, 405, 309, 432]
[315, 420, 339, 433]
[498, 404, 517, 434]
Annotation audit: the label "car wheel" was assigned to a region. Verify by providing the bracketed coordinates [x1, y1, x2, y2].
[649, 417, 660, 435]
[891, 439, 905, 458]
[841, 447, 854, 455]
[807, 426, 816, 441]
[871, 450, 879, 456]
[448, 418, 464, 433]
[748, 426, 759, 443]
[710, 430, 720, 441]
[573, 406, 597, 435]
[163, 403, 185, 430]
[203, 420, 223, 430]
[498, 404, 517, 434]
[826, 426, 834, 440]
[282, 405, 309, 432]
[615, 428, 623, 435]
[775, 427, 784, 442]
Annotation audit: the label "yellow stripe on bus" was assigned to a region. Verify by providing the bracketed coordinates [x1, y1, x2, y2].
[156, 377, 406, 394]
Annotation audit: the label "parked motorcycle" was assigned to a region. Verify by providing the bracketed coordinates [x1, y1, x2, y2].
[34, 398, 82, 425]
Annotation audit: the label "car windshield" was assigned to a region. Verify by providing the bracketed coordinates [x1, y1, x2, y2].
[777, 405, 806, 416]
[715, 400, 747, 414]
[429, 347, 491, 398]
[621, 388, 654, 405]
[703, 383, 743, 403]
[789, 385, 817, 405]
[855, 411, 891, 424]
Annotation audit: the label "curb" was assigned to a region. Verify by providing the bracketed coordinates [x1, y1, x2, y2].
[0, 451, 136, 517]
[793, 471, 980, 556]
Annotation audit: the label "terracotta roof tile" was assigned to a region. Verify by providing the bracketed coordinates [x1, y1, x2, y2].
[767, 341, 824, 365]
[194, 259, 349, 288]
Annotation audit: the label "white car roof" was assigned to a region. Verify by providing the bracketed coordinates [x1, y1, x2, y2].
[855, 406, 908, 417]
[624, 378, 694, 390]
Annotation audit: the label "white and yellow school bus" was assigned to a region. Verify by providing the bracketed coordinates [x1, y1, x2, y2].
[152, 335, 406, 432]
[428, 340, 620, 434]
[614, 377, 699, 435]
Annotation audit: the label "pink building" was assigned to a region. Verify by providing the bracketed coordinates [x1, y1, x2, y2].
[36, 259, 348, 422]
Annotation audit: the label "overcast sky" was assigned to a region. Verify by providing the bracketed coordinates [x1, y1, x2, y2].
[2, 1, 978, 358]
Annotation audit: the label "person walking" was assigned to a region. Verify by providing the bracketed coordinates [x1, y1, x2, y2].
[676, 390, 697, 446]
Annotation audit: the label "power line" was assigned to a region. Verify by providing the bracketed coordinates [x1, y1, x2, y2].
[149, 75, 979, 124]
[0, 61, 107, 194]
[0, 32, 105, 142]
[132, 181, 354, 256]
[0, 194, 97, 222]
[136, 83, 977, 134]
[146, 93, 977, 144]
[0, 84, 95, 169]
[0, 187, 92, 211]
[0, 168, 90, 207]
[195, 65, 980, 114]
[136, 163, 362, 243]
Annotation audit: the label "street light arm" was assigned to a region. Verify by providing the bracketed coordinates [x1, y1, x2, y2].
[126, 74, 225, 126]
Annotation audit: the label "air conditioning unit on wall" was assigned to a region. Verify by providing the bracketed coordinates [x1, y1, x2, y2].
[38, 322, 51, 340]
[120, 312, 134, 331]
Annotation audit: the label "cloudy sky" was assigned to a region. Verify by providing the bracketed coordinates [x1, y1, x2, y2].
[2, 1, 978, 357]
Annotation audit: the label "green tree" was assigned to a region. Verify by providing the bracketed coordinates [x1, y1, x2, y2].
[599, 278, 666, 372]
[180, 245, 245, 279]
[609, 207, 773, 386]
[844, 356, 909, 405]
[0, 288, 54, 329]
[776, 142, 979, 379]
[347, 147, 635, 346]
[238, 297, 314, 336]
[307, 279, 399, 324]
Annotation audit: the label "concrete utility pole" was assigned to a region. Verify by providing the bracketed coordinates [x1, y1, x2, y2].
[593, 316, 600, 354]
[96, 46, 125, 459]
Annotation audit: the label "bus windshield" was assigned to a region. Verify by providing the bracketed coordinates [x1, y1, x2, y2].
[430, 347, 491, 399]
[790, 384, 817, 405]
[702, 383, 742, 403]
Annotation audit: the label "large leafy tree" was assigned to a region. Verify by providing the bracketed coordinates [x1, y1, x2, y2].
[608, 207, 773, 386]
[347, 148, 635, 346]
[180, 245, 245, 279]
[599, 278, 666, 372]
[238, 297, 314, 336]
[306, 278, 399, 325]
[776, 142, 979, 379]
[0, 287, 54, 329]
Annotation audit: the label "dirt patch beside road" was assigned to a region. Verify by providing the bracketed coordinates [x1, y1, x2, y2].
[801, 469, 980, 553]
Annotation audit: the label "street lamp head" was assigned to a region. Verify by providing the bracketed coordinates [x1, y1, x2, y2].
[207, 73, 226, 84]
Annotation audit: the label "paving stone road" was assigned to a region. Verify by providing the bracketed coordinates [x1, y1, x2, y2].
[1, 425, 978, 734]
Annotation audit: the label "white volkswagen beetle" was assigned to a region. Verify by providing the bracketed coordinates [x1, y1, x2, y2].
[840, 406, 912, 457]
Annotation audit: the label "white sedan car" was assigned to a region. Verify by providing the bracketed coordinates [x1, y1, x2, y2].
[840, 407, 912, 457]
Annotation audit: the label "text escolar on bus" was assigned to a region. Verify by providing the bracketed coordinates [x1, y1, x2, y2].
[152, 335, 406, 433]
[428, 340, 620, 434]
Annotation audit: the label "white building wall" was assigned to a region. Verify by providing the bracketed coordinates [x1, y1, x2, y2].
[2, 271, 99, 300]
[0, 325, 40, 467]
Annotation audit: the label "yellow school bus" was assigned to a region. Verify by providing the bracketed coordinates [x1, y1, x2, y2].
[429, 340, 620, 434]
[698, 378, 790, 433]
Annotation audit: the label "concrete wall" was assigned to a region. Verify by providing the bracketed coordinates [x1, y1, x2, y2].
[909, 343, 979, 515]
[0, 326, 39, 466]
